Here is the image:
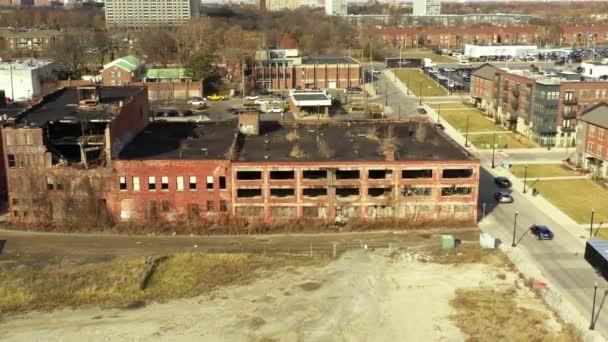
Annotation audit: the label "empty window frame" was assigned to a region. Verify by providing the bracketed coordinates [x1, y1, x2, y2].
[270, 170, 295, 180]
[335, 170, 360, 180]
[402, 169, 433, 179]
[161, 200, 171, 212]
[7, 154, 15, 168]
[207, 200, 214, 212]
[303, 188, 327, 197]
[236, 171, 262, 180]
[206, 176, 214, 190]
[368, 187, 391, 197]
[270, 188, 295, 197]
[187, 204, 200, 219]
[237, 188, 262, 198]
[189, 176, 197, 190]
[336, 187, 360, 197]
[441, 186, 472, 196]
[148, 200, 159, 219]
[119, 177, 127, 191]
[403, 186, 432, 197]
[442, 169, 473, 178]
[148, 176, 156, 191]
[303, 170, 327, 179]
[368, 169, 392, 179]
[47, 176, 54, 190]
[133, 176, 140, 192]
[161, 176, 169, 191]
[219, 176, 226, 190]
[220, 200, 228, 212]
[177, 176, 184, 191]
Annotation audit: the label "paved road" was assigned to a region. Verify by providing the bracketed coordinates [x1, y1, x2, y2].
[363, 64, 420, 118]
[478, 148, 574, 164]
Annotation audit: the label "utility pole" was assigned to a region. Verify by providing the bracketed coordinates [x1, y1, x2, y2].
[523, 164, 528, 193]
[511, 210, 519, 247]
[370, 41, 374, 92]
[591, 209, 596, 238]
[464, 115, 470, 147]
[491, 132, 497, 168]
[590, 281, 599, 330]
[241, 57, 246, 99]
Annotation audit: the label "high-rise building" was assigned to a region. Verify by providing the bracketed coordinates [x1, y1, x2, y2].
[413, 0, 440, 16]
[258, 0, 299, 11]
[325, 0, 346, 16]
[104, 0, 200, 28]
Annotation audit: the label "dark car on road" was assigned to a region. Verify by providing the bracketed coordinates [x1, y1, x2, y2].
[346, 87, 363, 94]
[530, 225, 554, 240]
[417, 107, 427, 114]
[494, 177, 512, 188]
[434, 122, 445, 130]
[494, 191, 514, 203]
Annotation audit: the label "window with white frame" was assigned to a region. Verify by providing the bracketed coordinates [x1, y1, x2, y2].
[133, 176, 140, 192]
[177, 176, 184, 191]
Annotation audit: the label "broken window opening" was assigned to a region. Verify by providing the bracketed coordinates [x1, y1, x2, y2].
[187, 204, 200, 219]
[119, 176, 127, 191]
[368, 187, 391, 197]
[336, 187, 360, 197]
[402, 169, 433, 179]
[270, 170, 295, 180]
[220, 200, 228, 212]
[237, 188, 262, 198]
[403, 186, 432, 197]
[161, 176, 169, 191]
[303, 170, 327, 179]
[442, 169, 473, 179]
[189, 176, 197, 190]
[270, 188, 295, 197]
[161, 200, 171, 212]
[148, 176, 156, 191]
[148, 200, 159, 219]
[207, 200, 214, 212]
[236, 171, 262, 180]
[47, 177, 54, 190]
[368, 169, 392, 179]
[441, 186, 472, 197]
[206, 176, 214, 190]
[7, 154, 15, 168]
[336, 170, 360, 180]
[219, 176, 226, 190]
[303, 188, 327, 197]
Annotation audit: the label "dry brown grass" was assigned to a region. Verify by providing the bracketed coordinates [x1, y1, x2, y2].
[450, 288, 582, 342]
[0, 253, 329, 316]
[289, 144, 306, 159]
[425, 242, 512, 268]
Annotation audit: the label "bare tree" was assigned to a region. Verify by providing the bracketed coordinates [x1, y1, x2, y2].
[137, 29, 178, 68]
[50, 32, 87, 78]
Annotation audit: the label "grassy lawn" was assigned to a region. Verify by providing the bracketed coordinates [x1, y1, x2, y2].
[394, 69, 447, 97]
[430, 102, 474, 110]
[468, 133, 537, 149]
[401, 49, 458, 63]
[438, 108, 504, 132]
[509, 164, 579, 178]
[527, 179, 608, 224]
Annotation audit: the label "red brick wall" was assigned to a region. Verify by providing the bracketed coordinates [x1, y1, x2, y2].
[558, 82, 608, 127]
[584, 123, 608, 162]
[101, 67, 134, 87]
[108, 88, 150, 160]
[255, 64, 361, 90]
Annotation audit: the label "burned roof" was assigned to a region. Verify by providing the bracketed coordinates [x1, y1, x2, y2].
[120, 119, 473, 162]
[118, 122, 236, 160]
[9, 87, 144, 128]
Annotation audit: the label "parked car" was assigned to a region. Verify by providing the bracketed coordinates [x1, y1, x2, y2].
[271, 98, 284, 104]
[254, 98, 269, 105]
[206, 94, 225, 101]
[245, 95, 258, 101]
[267, 107, 283, 113]
[372, 69, 381, 74]
[346, 87, 363, 94]
[164, 110, 179, 117]
[434, 122, 445, 130]
[530, 225, 554, 240]
[195, 115, 211, 123]
[187, 97, 206, 106]
[494, 177, 512, 188]
[178, 109, 193, 117]
[258, 89, 272, 96]
[417, 107, 427, 114]
[494, 191, 514, 203]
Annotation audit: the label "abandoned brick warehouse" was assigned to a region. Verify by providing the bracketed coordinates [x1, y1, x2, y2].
[2, 87, 480, 225]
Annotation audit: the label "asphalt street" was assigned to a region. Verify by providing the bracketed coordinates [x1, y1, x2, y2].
[364, 64, 421, 118]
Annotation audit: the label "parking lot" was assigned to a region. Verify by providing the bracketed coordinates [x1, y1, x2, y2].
[423, 66, 471, 93]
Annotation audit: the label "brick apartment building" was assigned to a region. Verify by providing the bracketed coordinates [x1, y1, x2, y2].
[471, 63, 608, 147]
[559, 24, 608, 48]
[377, 25, 540, 50]
[2, 95, 479, 224]
[576, 104, 608, 177]
[100, 55, 146, 87]
[0, 0, 52, 6]
[3, 86, 150, 222]
[0, 27, 63, 53]
[254, 49, 362, 90]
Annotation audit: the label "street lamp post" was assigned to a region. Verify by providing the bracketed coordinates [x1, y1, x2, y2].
[464, 115, 470, 147]
[590, 281, 599, 330]
[523, 164, 528, 193]
[437, 104, 441, 122]
[419, 83, 423, 105]
[512, 210, 519, 247]
[591, 209, 596, 238]
[491, 132, 497, 168]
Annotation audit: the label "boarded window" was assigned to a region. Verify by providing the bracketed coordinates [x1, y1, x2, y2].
[161, 176, 169, 190]
[7, 154, 15, 168]
[133, 176, 140, 192]
[219, 176, 226, 189]
[148, 176, 156, 191]
[206, 176, 214, 190]
[177, 176, 184, 191]
[402, 169, 433, 179]
[119, 176, 127, 191]
[189, 176, 197, 190]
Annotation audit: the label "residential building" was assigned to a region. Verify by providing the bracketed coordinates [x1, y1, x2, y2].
[111, 115, 479, 224]
[559, 24, 608, 48]
[576, 103, 608, 176]
[100, 55, 146, 86]
[3, 86, 150, 223]
[413, 0, 440, 16]
[0, 59, 56, 101]
[0, 0, 52, 6]
[254, 48, 362, 90]
[0, 27, 63, 53]
[258, 0, 299, 11]
[325, 0, 346, 16]
[377, 25, 540, 50]
[104, 0, 200, 28]
[343, 13, 533, 27]
[470, 63, 608, 148]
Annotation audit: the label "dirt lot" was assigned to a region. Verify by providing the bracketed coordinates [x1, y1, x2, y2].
[0, 231, 580, 342]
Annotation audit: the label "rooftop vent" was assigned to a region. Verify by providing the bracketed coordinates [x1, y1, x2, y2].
[76, 86, 100, 108]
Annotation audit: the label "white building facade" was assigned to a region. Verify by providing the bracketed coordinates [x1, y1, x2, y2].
[104, 0, 200, 28]
[325, 0, 347, 16]
[0, 59, 55, 101]
[413, 0, 440, 16]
